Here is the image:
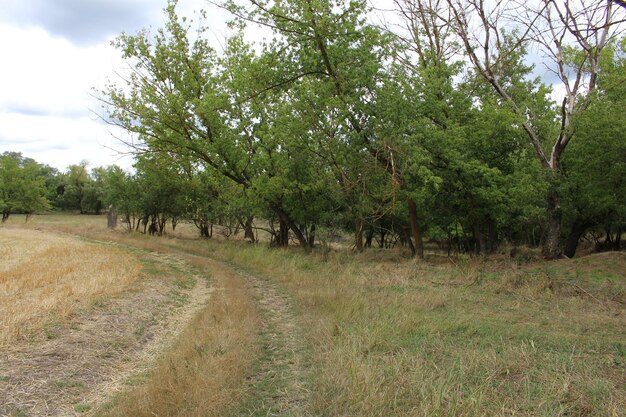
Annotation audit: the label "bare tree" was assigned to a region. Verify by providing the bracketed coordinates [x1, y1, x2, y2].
[443, 0, 625, 258]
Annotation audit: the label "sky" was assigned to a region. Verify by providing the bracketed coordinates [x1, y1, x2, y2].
[0, 0, 226, 172]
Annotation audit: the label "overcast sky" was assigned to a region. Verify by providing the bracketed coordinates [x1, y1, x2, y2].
[0, 0, 226, 172]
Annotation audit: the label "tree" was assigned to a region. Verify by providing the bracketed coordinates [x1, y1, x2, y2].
[561, 37, 626, 256]
[56, 160, 92, 212]
[444, 0, 625, 258]
[0, 152, 50, 221]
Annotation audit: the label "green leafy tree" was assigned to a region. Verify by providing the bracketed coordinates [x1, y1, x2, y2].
[445, 0, 624, 258]
[561, 38, 626, 256]
[0, 152, 50, 221]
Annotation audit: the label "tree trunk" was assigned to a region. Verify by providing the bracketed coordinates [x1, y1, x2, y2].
[355, 217, 364, 252]
[365, 225, 374, 248]
[308, 224, 316, 248]
[107, 205, 117, 229]
[542, 187, 563, 259]
[473, 223, 486, 256]
[407, 197, 424, 259]
[379, 224, 387, 248]
[563, 220, 590, 258]
[243, 217, 255, 242]
[272, 205, 309, 248]
[158, 216, 166, 236]
[200, 222, 210, 238]
[277, 217, 289, 247]
[487, 217, 498, 253]
[406, 229, 416, 255]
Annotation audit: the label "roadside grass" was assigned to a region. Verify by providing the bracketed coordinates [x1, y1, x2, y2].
[7, 213, 626, 416]
[0, 227, 141, 346]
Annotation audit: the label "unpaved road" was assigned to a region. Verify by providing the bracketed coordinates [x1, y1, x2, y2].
[0, 237, 310, 417]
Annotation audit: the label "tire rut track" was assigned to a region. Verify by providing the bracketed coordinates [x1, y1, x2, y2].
[158, 243, 312, 416]
[225, 263, 311, 417]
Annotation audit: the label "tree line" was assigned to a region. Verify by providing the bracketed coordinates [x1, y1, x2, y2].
[3, 0, 625, 258]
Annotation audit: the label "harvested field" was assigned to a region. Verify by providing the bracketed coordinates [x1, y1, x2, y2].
[0, 228, 141, 346]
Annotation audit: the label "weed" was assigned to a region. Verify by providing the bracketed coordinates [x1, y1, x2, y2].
[73, 403, 91, 413]
[51, 379, 85, 390]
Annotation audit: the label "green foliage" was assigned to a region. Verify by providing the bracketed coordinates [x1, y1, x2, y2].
[561, 38, 626, 252]
[89, 1, 624, 255]
[0, 152, 51, 220]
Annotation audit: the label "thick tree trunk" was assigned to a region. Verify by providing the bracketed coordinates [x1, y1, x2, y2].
[355, 218, 364, 252]
[472, 223, 486, 256]
[407, 197, 424, 259]
[277, 217, 289, 247]
[107, 205, 117, 229]
[542, 187, 563, 259]
[563, 220, 589, 258]
[200, 222, 211, 238]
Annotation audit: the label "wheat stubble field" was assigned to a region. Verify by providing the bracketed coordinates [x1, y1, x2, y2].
[1, 214, 625, 416]
[0, 228, 141, 346]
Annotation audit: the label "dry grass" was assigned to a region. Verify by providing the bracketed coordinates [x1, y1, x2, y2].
[96, 256, 260, 417]
[207, 243, 626, 417]
[0, 228, 141, 347]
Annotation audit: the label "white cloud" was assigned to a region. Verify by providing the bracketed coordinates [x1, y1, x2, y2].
[0, 111, 135, 171]
[0, 0, 162, 45]
[0, 0, 213, 173]
[0, 23, 132, 171]
[0, 24, 116, 116]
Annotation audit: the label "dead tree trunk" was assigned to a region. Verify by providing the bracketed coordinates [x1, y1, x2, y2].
[107, 205, 117, 229]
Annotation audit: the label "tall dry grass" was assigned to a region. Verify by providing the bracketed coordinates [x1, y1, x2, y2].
[0, 228, 141, 346]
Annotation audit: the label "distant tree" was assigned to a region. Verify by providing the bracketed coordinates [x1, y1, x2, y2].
[0, 152, 50, 221]
[56, 160, 91, 212]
